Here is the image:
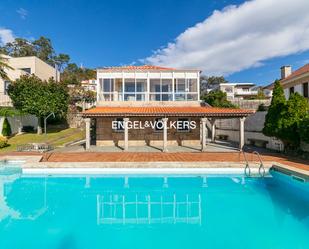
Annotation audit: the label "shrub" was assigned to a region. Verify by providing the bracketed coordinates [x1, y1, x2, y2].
[263, 80, 286, 137]
[202, 90, 236, 108]
[0, 136, 8, 148]
[299, 116, 309, 143]
[278, 93, 309, 148]
[2, 117, 12, 136]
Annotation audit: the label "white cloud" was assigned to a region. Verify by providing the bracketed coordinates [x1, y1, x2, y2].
[144, 0, 309, 76]
[0, 28, 15, 45]
[16, 8, 28, 19]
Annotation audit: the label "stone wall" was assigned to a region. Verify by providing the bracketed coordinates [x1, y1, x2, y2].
[0, 115, 38, 135]
[95, 117, 201, 147]
[230, 99, 271, 110]
[215, 112, 284, 151]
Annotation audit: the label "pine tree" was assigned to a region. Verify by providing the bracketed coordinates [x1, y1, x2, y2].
[262, 80, 286, 137]
[2, 117, 12, 137]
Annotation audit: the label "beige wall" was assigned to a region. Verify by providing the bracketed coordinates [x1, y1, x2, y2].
[95, 117, 201, 147]
[0, 56, 60, 106]
[8, 56, 59, 81]
[281, 73, 309, 99]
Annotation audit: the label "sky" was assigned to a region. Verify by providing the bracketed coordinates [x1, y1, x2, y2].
[1, 0, 309, 85]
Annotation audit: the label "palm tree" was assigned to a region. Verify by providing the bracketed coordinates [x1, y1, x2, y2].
[0, 55, 13, 80]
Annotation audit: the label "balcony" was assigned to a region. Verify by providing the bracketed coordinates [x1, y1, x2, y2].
[98, 92, 199, 102]
[234, 89, 258, 96]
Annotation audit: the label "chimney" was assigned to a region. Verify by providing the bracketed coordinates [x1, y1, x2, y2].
[280, 65, 292, 79]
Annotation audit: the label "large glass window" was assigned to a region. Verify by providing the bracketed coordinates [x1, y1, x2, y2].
[113, 118, 124, 132]
[174, 78, 198, 101]
[102, 79, 114, 92]
[177, 118, 190, 132]
[187, 79, 197, 92]
[136, 79, 147, 92]
[99, 78, 114, 101]
[175, 79, 186, 92]
[150, 79, 173, 101]
[124, 78, 147, 101]
[150, 79, 161, 92]
[124, 79, 135, 92]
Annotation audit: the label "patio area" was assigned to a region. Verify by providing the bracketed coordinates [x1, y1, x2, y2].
[54, 140, 242, 153]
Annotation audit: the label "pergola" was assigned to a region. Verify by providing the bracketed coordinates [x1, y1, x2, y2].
[83, 106, 254, 152]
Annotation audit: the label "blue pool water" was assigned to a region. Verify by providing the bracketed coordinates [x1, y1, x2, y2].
[0, 169, 308, 249]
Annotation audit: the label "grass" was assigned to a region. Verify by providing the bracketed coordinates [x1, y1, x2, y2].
[0, 127, 85, 152]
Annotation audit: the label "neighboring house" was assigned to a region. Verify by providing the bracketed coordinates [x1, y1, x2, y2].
[207, 83, 261, 100]
[262, 83, 273, 98]
[280, 65, 309, 100]
[81, 79, 97, 92]
[0, 55, 60, 106]
[82, 65, 252, 151]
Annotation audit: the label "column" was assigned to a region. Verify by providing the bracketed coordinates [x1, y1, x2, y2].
[239, 117, 246, 151]
[85, 118, 91, 150]
[211, 118, 216, 142]
[162, 117, 168, 152]
[201, 118, 207, 151]
[17, 116, 22, 134]
[124, 118, 129, 151]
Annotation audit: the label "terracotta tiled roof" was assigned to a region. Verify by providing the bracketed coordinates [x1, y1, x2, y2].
[98, 65, 198, 72]
[83, 106, 253, 117]
[281, 64, 309, 82]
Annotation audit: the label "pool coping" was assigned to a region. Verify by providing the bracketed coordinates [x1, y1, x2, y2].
[1, 155, 308, 178]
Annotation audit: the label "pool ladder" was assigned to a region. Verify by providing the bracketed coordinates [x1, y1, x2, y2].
[243, 151, 266, 177]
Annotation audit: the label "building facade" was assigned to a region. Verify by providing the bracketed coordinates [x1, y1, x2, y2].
[280, 65, 309, 100]
[207, 83, 262, 100]
[83, 65, 253, 152]
[0, 55, 60, 106]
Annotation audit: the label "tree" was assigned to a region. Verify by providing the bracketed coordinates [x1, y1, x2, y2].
[69, 86, 96, 111]
[32, 36, 55, 64]
[2, 117, 12, 137]
[299, 116, 309, 143]
[54, 53, 70, 71]
[263, 80, 286, 138]
[278, 93, 309, 148]
[0, 37, 70, 68]
[1, 38, 36, 57]
[202, 90, 236, 108]
[8, 75, 69, 134]
[0, 55, 14, 80]
[61, 63, 96, 85]
[200, 76, 227, 95]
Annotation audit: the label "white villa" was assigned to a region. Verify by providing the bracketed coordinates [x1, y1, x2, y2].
[83, 65, 252, 152]
[207, 82, 267, 100]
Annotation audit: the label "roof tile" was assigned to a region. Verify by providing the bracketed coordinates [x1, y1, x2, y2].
[83, 106, 253, 117]
[281, 64, 309, 82]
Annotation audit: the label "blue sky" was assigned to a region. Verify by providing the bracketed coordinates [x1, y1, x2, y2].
[1, 0, 309, 85]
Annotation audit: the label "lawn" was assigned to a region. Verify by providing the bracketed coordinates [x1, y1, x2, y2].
[0, 127, 85, 152]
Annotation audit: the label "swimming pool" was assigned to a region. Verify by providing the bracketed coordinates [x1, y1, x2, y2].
[0, 168, 308, 249]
